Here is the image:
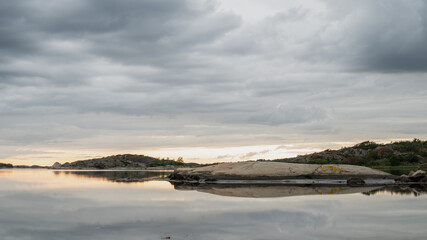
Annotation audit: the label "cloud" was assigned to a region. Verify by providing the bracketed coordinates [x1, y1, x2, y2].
[0, 0, 427, 163]
[303, 0, 427, 72]
[0, 0, 241, 65]
[217, 154, 233, 159]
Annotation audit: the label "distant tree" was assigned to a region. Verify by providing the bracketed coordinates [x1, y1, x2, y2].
[177, 157, 184, 163]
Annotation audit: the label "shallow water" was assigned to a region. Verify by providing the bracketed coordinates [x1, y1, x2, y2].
[0, 169, 426, 240]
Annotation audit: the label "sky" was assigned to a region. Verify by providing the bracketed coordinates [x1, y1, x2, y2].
[1, 0, 427, 165]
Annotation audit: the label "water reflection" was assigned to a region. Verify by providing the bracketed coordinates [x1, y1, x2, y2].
[0, 170, 426, 240]
[54, 170, 170, 183]
[49, 170, 427, 198]
[0, 170, 12, 175]
[172, 183, 427, 198]
[363, 185, 427, 197]
[172, 183, 382, 198]
[375, 166, 427, 176]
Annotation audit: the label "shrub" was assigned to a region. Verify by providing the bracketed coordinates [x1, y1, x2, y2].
[390, 155, 402, 166]
[366, 150, 380, 160]
[354, 141, 379, 150]
[404, 153, 419, 163]
[393, 138, 424, 153]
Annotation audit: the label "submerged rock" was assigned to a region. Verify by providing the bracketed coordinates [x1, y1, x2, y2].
[169, 162, 392, 183]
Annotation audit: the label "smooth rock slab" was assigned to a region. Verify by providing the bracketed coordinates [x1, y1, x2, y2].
[170, 161, 392, 182]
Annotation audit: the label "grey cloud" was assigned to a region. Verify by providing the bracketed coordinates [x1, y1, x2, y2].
[214, 0, 427, 72]
[2, 0, 240, 65]
[247, 104, 328, 125]
[0, 1, 41, 58]
[305, 0, 427, 72]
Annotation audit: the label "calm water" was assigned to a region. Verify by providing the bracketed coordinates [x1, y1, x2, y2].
[0, 170, 426, 240]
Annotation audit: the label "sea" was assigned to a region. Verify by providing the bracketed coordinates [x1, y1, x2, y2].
[0, 169, 426, 240]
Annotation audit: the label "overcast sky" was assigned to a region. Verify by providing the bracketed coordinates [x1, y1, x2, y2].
[1, 0, 427, 165]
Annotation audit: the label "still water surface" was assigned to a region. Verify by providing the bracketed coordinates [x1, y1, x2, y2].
[0, 169, 426, 240]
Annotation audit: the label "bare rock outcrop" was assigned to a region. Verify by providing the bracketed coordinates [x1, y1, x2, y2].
[51, 162, 62, 169]
[396, 170, 427, 183]
[169, 161, 392, 183]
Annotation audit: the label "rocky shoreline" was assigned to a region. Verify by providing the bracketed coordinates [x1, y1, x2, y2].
[394, 170, 427, 184]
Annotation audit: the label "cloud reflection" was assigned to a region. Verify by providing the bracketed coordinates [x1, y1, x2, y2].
[0, 170, 426, 240]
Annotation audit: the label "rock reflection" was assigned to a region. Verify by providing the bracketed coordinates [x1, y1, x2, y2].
[363, 185, 427, 197]
[54, 170, 170, 183]
[172, 183, 427, 198]
[171, 183, 382, 198]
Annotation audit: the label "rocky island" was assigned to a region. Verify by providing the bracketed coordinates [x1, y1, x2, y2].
[50, 154, 199, 170]
[169, 161, 394, 185]
[169, 139, 427, 186]
[0, 163, 13, 169]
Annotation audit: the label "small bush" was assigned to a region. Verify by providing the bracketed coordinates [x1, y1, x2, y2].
[393, 138, 424, 153]
[354, 141, 379, 150]
[390, 155, 402, 166]
[404, 153, 419, 163]
[366, 151, 380, 160]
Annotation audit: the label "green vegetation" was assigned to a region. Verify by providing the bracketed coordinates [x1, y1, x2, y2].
[353, 141, 381, 150]
[146, 159, 186, 168]
[59, 154, 200, 169]
[272, 139, 427, 168]
[392, 138, 425, 153]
